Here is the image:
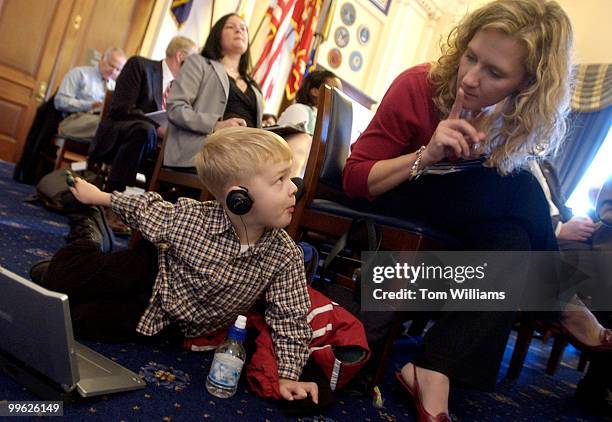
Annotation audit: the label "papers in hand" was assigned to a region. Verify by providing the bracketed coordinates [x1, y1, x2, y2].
[145, 110, 167, 126]
[264, 122, 308, 137]
[417, 156, 486, 178]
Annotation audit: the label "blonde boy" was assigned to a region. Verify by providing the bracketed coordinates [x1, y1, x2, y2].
[47, 127, 317, 402]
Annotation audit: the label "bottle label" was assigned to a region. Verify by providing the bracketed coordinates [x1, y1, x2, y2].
[207, 353, 244, 388]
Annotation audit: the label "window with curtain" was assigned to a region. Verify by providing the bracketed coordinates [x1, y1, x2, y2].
[553, 63, 612, 216]
[566, 124, 611, 215]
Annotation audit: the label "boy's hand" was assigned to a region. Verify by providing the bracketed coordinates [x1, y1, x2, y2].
[69, 177, 112, 207]
[278, 378, 318, 403]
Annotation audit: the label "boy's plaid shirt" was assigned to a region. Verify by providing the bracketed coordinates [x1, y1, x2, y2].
[111, 192, 312, 380]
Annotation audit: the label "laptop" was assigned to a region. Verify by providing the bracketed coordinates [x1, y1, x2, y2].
[0, 266, 145, 400]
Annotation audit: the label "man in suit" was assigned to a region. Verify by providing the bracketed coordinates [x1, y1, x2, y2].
[597, 176, 612, 225]
[531, 163, 612, 415]
[575, 176, 612, 416]
[532, 160, 598, 248]
[14, 49, 126, 184]
[54, 47, 126, 139]
[55, 47, 126, 114]
[529, 160, 610, 295]
[89, 36, 197, 232]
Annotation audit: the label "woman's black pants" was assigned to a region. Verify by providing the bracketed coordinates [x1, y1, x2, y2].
[373, 167, 558, 390]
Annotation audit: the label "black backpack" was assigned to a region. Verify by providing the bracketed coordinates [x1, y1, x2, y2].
[34, 168, 97, 213]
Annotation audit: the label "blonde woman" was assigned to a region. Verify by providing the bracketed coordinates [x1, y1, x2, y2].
[344, 0, 609, 420]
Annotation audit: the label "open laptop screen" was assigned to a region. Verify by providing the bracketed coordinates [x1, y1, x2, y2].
[0, 266, 79, 392]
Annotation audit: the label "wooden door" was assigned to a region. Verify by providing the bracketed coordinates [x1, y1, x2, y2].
[0, 0, 154, 163]
[0, 0, 75, 162]
[49, 0, 155, 95]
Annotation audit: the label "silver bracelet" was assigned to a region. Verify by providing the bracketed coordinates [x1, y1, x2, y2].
[410, 146, 427, 180]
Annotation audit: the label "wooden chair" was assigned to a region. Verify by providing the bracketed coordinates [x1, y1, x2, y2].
[507, 318, 589, 380]
[51, 89, 114, 170]
[287, 85, 460, 386]
[286, 85, 457, 249]
[148, 138, 213, 201]
[286, 84, 458, 245]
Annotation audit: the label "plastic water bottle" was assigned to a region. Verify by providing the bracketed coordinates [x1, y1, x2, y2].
[205, 315, 247, 398]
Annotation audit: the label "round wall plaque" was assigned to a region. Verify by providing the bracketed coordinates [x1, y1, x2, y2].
[357, 25, 370, 45]
[349, 51, 363, 71]
[334, 26, 350, 48]
[327, 48, 342, 69]
[340, 2, 356, 26]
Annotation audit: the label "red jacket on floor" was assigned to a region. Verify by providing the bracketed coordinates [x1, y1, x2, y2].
[183, 287, 370, 399]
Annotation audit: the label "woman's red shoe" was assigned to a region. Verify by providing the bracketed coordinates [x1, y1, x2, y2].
[562, 325, 612, 353]
[395, 366, 452, 422]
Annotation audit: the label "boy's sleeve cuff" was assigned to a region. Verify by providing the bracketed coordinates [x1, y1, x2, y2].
[110, 191, 128, 213]
[277, 365, 300, 381]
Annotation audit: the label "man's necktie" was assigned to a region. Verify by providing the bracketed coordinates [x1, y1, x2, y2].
[162, 81, 173, 111]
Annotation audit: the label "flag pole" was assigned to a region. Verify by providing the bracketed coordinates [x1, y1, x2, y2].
[306, 0, 334, 73]
[209, 0, 216, 31]
[251, 7, 269, 43]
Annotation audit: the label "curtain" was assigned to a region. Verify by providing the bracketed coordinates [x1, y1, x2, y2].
[552, 63, 612, 198]
[553, 106, 611, 199]
[571, 63, 612, 112]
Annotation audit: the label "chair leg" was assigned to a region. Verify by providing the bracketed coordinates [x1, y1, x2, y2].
[149, 142, 164, 195]
[370, 316, 404, 388]
[577, 351, 589, 372]
[507, 322, 535, 380]
[54, 139, 66, 170]
[545, 335, 568, 376]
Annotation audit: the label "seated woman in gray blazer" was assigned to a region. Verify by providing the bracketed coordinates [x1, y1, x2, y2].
[164, 13, 263, 170]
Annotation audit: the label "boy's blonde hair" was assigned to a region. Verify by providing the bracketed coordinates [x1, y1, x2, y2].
[194, 127, 293, 195]
[429, 0, 573, 174]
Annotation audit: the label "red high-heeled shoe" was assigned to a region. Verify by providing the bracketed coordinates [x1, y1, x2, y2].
[395, 365, 452, 422]
[561, 325, 612, 353]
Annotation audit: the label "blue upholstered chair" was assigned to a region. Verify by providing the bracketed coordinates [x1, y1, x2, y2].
[285, 85, 459, 386]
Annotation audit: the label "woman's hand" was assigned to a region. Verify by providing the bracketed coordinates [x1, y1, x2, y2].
[69, 178, 111, 207]
[422, 88, 486, 166]
[214, 117, 247, 132]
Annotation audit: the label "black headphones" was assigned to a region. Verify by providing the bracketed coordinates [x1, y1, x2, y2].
[226, 186, 253, 215]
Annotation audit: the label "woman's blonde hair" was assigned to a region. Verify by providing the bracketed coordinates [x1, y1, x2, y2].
[429, 0, 573, 174]
[194, 127, 293, 196]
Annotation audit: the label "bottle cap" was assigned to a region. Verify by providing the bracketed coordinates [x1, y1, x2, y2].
[234, 315, 247, 330]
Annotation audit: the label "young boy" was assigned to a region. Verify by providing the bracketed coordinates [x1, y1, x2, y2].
[37, 127, 317, 403]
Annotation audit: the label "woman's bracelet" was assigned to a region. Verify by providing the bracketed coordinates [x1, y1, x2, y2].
[410, 146, 427, 180]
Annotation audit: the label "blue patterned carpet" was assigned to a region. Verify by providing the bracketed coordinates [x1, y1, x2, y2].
[0, 160, 604, 421]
